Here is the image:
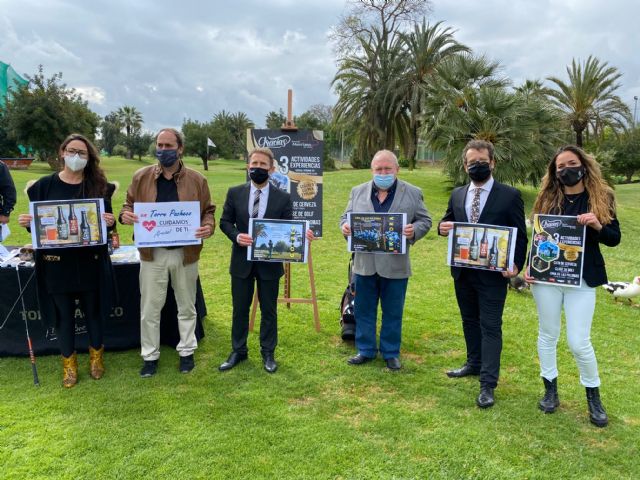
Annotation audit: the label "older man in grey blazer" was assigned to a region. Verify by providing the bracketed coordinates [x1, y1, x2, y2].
[340, 150, 432, 370]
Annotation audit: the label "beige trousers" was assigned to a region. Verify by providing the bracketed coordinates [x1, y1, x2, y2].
[139, 248, 199, 361]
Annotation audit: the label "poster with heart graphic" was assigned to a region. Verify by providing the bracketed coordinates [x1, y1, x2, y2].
[133, 201, 201, 247]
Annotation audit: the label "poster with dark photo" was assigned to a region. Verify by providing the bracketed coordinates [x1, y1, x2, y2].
[247, 218, 309, 263]
[447, 222, 517, 272]
[347, 212, 407, 254]
[29, 198, 107, 249]
[529, 214, 586, 287]
[247, 129, 323, 237]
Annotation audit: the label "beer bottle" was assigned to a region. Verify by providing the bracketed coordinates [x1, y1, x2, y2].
[489, 236, 499, 268]
[68, 203, 79, 239]
[80, 210, 91, 243]
[480, 228, 489, 259]
[56, 206, 69, 240]
[111, 226, 120, 250]
[470, 229, 479, 261]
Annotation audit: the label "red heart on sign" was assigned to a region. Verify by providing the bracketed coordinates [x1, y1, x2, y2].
[142, 220, 156, 232]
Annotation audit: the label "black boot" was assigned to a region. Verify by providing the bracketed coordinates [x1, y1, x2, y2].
[585, 387, 608, 427]
[538, 377, 559, 413]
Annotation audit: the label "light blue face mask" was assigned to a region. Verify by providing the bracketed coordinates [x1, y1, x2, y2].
[373, 174, 395, 190]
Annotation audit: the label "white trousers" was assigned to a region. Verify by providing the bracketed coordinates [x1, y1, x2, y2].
[139, 248, 199, 361]
[531, 281, 600, 387]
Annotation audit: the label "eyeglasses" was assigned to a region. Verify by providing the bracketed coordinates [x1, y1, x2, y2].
[65, 148, 89, 158]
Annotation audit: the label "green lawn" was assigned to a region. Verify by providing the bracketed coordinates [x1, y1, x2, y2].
[1, 156, 639, 479]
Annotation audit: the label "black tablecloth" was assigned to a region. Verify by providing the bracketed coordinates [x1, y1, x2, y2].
[0, 262, 206, 356]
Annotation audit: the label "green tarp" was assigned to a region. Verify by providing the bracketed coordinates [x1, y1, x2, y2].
[0, 61, 27, 108]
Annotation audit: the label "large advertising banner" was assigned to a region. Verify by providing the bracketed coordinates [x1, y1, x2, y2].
[529, 214, 586, 287]
[247, 129, 323, 237]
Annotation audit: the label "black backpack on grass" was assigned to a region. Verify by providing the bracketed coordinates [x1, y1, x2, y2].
[340, 254, 356, 341]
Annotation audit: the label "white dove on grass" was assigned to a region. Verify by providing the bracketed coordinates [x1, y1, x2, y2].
[602, 276, 640, 306]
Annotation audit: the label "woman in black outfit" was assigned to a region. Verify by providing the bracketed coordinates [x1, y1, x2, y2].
[18, 134, 116, 388]
[525, 145, 621, 427]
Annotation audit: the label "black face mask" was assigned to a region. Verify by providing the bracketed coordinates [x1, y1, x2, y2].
[467, 162, 492, 183]
[556, 166, 585, 186]
[249, 167, 269, 185]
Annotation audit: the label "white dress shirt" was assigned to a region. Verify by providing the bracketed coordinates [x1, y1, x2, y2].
[465, 176, 494, 221]
[248, 181, 270, 219]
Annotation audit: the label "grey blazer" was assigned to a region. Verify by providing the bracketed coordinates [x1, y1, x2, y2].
[340, 179, 432, 279]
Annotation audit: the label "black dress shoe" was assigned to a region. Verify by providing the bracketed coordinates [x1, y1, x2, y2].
[385, 357, 401, 370]
[218, 352, 248, 371]
[347, 353, 375, 365]
[263, 354, 278, 374]
[179, 354, 195, 374]
[446, 363, 481, 378]
[476, 386, 495, 408]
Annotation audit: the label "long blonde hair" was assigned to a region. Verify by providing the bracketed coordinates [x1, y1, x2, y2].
[532, 145, 615, 224]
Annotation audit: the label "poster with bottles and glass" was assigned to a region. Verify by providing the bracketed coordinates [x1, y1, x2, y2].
[447, 222, 517, 272]
[529, 214, 586, 287]
[29, 199, 107, 249]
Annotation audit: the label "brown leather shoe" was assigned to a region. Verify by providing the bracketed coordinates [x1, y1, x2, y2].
[89, 346, 105, 380]
[62, 352, 78, 388]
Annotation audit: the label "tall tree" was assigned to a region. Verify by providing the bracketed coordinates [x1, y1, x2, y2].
[3, 66, 100, 168]
[116, 105, 143, 158]
[330, 0, 431, 55]
[389, 20, 468, 169]
[546, 56, 631, 147]
[99, 112, 122, 155]
[213, 110, 254, 160]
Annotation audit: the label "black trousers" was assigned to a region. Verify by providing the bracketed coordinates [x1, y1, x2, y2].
[51, 290, 102, 358]
[230, 266, 279, 356]
[453, 269, 507, 389]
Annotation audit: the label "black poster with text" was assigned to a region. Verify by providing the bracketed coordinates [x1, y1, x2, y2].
[247, 129, 323, 237]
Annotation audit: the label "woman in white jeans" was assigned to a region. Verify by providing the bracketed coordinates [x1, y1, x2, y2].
[525, 145, 621, 427]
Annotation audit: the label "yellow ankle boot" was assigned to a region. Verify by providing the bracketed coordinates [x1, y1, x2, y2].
[62, 352, 78, 388]
[89, 346, 105, 380]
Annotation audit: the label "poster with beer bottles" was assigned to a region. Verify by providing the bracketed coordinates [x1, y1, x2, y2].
[29, 199, 107, 249]
[447, 222, 517, 272]
[529, 214, 586, 287]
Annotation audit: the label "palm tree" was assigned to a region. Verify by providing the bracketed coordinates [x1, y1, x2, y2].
[332, 27, 404, 168]
[388, 20, 469, 169]
[546, 56, 631, 146]
[422, 55, 564, 185]
[213, 110, 254, 159]
[116, 105, 143, 158]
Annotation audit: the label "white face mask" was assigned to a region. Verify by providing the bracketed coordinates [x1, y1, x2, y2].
[64, 154, 88, 172]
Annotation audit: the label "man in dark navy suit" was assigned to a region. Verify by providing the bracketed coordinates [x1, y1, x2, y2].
[439, 140, 527, 408]
[219, 147, 312, 373]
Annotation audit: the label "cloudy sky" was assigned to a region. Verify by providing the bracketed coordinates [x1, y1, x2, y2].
[1, 0, 639, 132]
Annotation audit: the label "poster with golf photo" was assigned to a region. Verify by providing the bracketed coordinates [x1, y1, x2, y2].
[248, 218, 309, 263]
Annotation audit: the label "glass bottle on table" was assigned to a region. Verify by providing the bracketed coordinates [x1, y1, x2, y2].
[469, 229, 479, 261]
[80, 210, 91, 243]
[56, 206, 69, 240]
[68, 203, 78, 241]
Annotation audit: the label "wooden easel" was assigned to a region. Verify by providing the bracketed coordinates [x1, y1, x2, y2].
[249, 89, 321, 333]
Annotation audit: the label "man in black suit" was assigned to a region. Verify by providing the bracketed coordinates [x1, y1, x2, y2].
[218, 147, 296, 373]
[439, 140, 527, 408]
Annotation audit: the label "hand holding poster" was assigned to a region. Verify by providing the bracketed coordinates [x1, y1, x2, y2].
[133, 201, 201, 248]
[447, 222, 517, 272]
[529, 214, 586, 287]
[347, 212, 406, 254]
[247, 218, 309, 263]
[29, 199, 107, 249]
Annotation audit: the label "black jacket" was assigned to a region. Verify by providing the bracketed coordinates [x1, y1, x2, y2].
[439, 180, 528, 286]
[580, 217, 621, 287]
[220, 183, 293, 280]
[0, 161, 17, 216]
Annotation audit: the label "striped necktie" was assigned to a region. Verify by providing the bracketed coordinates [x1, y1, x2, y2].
[252, 189, 261, 218]
[470, 187, 482, 223]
